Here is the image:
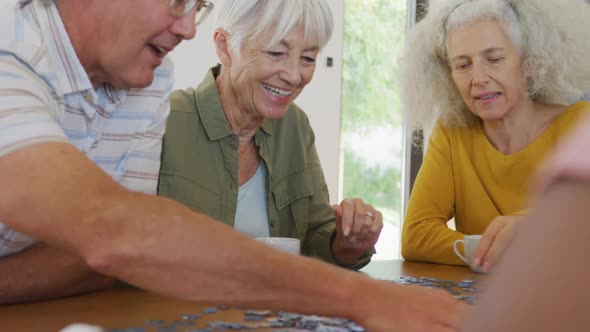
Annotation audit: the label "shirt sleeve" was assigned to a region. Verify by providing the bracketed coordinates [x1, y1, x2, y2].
[401, 123, 466, 266]
[0, 54, 68, 157]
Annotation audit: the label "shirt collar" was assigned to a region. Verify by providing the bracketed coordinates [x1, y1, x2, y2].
[35, 1, 93, 95]
[196, 65, 273, 141]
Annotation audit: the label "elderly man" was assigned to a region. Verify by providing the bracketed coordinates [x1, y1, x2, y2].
[0, 1, 467, 331]
[0, 0, 198, 302]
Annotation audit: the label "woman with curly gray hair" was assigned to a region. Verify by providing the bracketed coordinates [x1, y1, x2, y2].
[401, 0, 590, 272]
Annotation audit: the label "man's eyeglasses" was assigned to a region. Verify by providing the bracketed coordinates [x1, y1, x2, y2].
[169, 0, 214, 26]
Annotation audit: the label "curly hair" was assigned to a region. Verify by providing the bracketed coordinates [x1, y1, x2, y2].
[400, 0, 590, 130]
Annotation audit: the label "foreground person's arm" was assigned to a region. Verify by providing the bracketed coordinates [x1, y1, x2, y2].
[0, 143, 468, 331]
[0, 243, 115, 304]
[464, 180, 590, 332]
[465, 115, 590, 331]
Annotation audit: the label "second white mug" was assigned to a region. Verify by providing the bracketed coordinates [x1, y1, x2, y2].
[453, 235, 486, 273]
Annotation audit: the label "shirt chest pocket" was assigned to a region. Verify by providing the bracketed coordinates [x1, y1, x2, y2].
[271, 168, 315, 238]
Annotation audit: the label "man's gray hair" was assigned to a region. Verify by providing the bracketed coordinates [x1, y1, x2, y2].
[216, 0, 333, 56]
[400, 0, 590, 130]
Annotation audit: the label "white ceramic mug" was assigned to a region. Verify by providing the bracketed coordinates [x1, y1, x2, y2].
[256, 237, 301, 255]
[453, 235, 486, 273]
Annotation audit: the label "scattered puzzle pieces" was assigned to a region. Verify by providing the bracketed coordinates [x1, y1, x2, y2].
[108, 276, 480, 332]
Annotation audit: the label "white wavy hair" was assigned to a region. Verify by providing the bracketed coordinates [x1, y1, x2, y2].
[401, 0, 590, 130]
[216, 0, 333, 56]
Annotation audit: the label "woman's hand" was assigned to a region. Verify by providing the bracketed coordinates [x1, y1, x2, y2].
[331, 198, 383, 265]
[472, 214, 527, 272]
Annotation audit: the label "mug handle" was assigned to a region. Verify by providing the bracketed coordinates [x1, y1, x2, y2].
[453, 239, 468, 264]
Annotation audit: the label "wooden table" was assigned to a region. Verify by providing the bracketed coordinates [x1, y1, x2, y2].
[360, 260, 485, 281]
[0, 260, 485, 332]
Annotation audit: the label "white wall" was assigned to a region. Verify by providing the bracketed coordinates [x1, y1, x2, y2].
[169, 0, 344, 203]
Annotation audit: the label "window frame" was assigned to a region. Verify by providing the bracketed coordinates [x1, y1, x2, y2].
[401, 0, 428, 216]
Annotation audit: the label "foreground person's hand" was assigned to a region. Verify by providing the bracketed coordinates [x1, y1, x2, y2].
[354, 280, 470, 332]
[472, 214, 527, 272]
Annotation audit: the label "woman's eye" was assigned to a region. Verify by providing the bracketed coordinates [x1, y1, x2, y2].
[455, 63, 469, 70]
[266, 51, 284, 57]
[302, 56, 316, 63]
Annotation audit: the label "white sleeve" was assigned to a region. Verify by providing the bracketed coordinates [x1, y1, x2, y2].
[0, 54, 68, 157]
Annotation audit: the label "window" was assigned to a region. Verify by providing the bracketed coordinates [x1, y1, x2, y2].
[341, 0, 411, 260]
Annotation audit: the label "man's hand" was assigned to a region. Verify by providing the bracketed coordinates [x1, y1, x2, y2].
[356, 280, 470, 332]
[331, 198, 383, 265]
[472, 214, 527, 272]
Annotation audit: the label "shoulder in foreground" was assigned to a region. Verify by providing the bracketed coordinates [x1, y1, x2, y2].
[169, 87, 197, 114]
[558, 101, 590, 122]
[568, 100, 590, 114]
[542, 101, 590, 135]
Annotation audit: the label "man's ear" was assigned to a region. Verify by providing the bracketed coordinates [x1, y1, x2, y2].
[214, 29, 232, 67]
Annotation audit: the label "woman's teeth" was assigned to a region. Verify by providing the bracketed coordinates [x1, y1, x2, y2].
[477, 93, 501, 100]
[262, 83, 291, 97]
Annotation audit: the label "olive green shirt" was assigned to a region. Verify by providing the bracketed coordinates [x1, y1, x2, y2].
[158, 66, 373, 269]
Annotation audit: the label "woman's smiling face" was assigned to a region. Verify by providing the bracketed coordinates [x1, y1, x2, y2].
[226, 24, 319, 120]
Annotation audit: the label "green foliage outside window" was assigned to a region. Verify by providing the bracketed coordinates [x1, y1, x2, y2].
[341, 0, 407, 212]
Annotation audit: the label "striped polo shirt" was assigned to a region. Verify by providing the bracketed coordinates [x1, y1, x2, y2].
[0, 0, 174, 256]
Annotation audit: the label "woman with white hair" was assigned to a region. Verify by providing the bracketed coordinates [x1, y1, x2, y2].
[159, 0, 382, 269]
[401, 0, 590, 272]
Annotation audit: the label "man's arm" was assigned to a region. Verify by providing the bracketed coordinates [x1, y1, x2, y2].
[0, 142, 467, 331]
[464, 180, 590, 332]
[0, 243, 114, 305]
[2, 142, 354, 309]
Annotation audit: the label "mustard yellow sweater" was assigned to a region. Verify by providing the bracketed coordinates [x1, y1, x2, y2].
[402, 102, 590, 265]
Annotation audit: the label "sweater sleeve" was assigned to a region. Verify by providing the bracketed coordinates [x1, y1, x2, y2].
[401, 123, 466, 265]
